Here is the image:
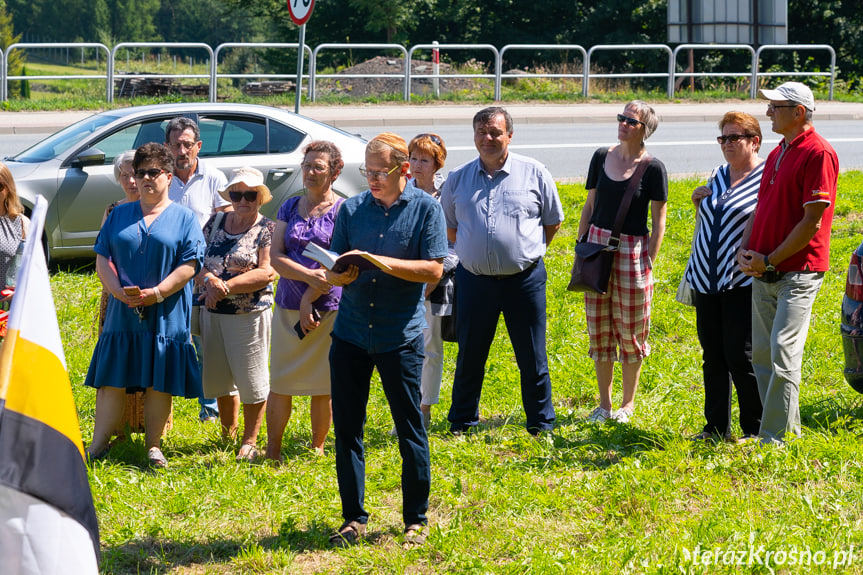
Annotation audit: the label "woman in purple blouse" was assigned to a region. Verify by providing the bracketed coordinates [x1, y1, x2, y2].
[266, 141, 344, 459]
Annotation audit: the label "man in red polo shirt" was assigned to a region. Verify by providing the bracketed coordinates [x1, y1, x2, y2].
[737, 81, 839, 443]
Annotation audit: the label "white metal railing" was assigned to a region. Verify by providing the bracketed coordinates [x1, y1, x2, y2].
[755, 44, 836, 100]
[110, 42, 214, 104]
[311, 43, 407, 102]
[498, 45, 588, 99]
[671, 44, 757, 96]
[407, 44, 500, 101]
[213, 43, 312, 101]
[585, 44, 674, 97]
[0, 41, 838, 104]
[2, 43, 110, 101]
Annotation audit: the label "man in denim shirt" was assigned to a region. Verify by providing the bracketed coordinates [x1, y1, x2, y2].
[325, 133, 447, 547]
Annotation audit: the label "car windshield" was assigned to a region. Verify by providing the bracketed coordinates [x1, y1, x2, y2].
[10, 113, 120, 163]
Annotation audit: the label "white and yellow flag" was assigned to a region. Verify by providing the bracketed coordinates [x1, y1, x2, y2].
[0, 196, 99, 574]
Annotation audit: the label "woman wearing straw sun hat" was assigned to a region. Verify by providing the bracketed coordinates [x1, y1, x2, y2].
[198, 166, 275, 462]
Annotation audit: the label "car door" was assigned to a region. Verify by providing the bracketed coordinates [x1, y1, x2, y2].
[195, 114, 307, 220]
[53, 118, 169, 251]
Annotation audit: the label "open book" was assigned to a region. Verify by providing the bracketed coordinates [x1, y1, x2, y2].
[302, 242, 392, 273]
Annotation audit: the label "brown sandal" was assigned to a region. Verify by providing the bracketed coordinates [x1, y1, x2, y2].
[329, 520, 366, 548]
[404, 523, 428, 546]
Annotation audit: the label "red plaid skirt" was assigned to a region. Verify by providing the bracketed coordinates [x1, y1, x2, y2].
[583, 225, 653, 363]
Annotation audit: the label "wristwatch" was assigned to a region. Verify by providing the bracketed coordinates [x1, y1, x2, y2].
[763, 255, 776, 272]
[153, 286, 165, 303]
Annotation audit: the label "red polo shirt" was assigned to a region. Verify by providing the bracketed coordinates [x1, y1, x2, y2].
[749, 128, 838, 272]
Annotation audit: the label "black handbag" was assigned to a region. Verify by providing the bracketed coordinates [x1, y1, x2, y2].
[567, 239, 616, 294]
[567, 154, 652, 295]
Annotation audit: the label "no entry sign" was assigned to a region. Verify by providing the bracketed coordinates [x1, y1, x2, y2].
[287, 0, 315, 26]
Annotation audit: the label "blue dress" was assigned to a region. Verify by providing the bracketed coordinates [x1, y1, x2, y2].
[84, 201, 204, 398]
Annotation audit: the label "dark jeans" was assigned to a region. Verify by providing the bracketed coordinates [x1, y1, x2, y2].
[447, 259, 555, 434]
[329, 334, 430, 527]
[694, 286, 762, 436]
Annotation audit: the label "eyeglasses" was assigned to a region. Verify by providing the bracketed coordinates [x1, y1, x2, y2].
[416, 133, 443, 146]
[359, 164, 400, 180]
[767, 103, 799, 111]
[134, 169, 167, 179]
[228, 190, 258, 202]
[169, 141, 198, 150]
[617, 114, 645, 128]
[717, 134, 754, 145]
[301, 163, 329, 174]
[119, 171, 136, 180]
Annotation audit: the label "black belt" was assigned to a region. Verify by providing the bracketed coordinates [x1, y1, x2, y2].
[489, 259, 539, 280]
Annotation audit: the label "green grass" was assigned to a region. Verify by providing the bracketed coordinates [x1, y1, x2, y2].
[56, 172, 863, 573]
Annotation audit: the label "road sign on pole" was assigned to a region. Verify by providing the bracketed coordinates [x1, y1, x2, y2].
[287, 0, 315, 114]
[287, 0, 315, 26]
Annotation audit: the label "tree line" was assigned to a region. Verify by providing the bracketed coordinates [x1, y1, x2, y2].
[3, 0, 862, 89]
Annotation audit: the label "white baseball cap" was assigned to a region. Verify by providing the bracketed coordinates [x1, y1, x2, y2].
[758, 81, 815, 111]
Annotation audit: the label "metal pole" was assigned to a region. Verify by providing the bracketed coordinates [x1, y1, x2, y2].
[295, 25, 306, 114]
[432, 40, 440, 98]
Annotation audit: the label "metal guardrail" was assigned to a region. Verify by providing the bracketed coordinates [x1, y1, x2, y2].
[585, 44, 674, 98]
[2, 43, 110, 101]
[0, 41, 839, 104]
[498, 45, 588, 100]
[407, 44, 500, 101]
[213, 43, 312, 102]
[110, 42, 214, 104]
[755, 44, 836, 100]
[671, 44, 756, 96]
[310, 43, 407, 102]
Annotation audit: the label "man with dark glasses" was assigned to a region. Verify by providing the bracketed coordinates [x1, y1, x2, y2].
[737, 82, 839, 444]
[165, 116, 231, 423]
[441, 107, 564, 436]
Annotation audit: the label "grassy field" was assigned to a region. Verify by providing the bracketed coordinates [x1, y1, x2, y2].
[56, 172, 863, 574]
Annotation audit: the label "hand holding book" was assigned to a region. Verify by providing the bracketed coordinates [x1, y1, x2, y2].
[302, 242, 392, 274]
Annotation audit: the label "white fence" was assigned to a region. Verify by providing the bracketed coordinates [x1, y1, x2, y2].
[0, 41, 836, 103]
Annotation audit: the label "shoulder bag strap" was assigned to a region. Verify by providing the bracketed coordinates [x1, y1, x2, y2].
[608, 154, 652, 248]
[209, 211, 225, 242]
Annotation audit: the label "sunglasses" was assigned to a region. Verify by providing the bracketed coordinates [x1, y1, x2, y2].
[229, 190, 258, 202]
[134, 168, 167, 179]
[617, 114, 645, 128]
[767, 103, 799, 111]
[717, 134, 754, 145]
[417, 133, 443, 145]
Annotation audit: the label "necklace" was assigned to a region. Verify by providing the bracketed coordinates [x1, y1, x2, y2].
[301, 190, 335, 219]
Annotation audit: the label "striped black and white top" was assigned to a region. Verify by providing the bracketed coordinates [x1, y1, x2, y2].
[685, 162, 763, 294]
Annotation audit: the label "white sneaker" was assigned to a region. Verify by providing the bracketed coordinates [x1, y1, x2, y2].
[611, 408, 633, 423]
[586, 407, 611, 423]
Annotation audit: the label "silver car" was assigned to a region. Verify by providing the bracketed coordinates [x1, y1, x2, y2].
[8, 103, 369, 260]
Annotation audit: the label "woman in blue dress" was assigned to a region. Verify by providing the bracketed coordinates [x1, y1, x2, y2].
[84, 143, 204, 467]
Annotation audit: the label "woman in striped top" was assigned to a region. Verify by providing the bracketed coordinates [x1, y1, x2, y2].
[685, 111, 764, 441]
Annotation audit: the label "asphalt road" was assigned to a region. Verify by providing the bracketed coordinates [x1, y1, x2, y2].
[352, 119, 863, 181]
[2, 103, 863, 181]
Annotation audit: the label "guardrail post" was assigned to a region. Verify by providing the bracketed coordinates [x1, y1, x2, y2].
[407, 44, 499, 102]
[585, 45, 672, 99]
[755, 44, 836, 101]
[499, 45, 587, 100]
